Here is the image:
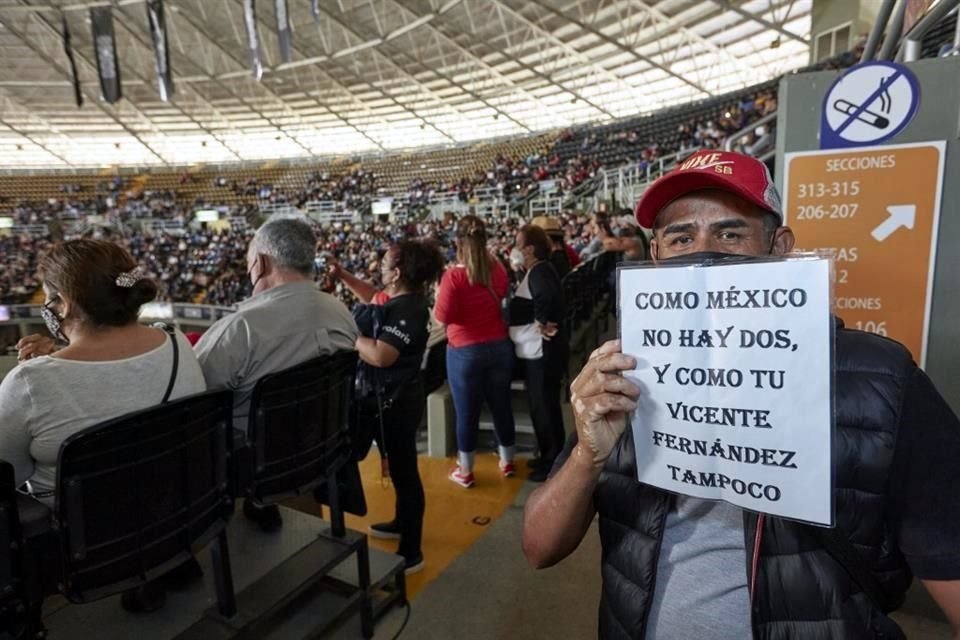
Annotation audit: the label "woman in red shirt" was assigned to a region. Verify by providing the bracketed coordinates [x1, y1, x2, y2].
[435, 215, 516, 488]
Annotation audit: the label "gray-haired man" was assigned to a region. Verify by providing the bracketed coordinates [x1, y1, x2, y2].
[196, 217, 358, 531]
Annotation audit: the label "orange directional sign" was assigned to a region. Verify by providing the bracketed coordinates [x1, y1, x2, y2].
[783, 141, 945, 365]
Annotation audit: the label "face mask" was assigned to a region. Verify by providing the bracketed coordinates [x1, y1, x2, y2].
[509, 248, 525, 270]
[659, 251, 758, 266]
[40, 297, 69, 345]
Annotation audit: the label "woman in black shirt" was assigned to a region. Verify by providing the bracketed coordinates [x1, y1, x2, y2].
[354, 240, 444, 574]
[509, 225, 567, 483]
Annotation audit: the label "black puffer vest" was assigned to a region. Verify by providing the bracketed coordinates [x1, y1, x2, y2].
[596, 325, 915, 639]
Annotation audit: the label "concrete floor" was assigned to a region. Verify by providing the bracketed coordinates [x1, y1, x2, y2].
[329, 475, 953, 640]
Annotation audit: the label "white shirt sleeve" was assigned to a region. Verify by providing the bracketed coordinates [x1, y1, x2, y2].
[0, 366, 37, 486]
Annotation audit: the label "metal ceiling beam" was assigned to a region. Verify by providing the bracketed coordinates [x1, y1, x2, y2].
[491, 2, 621, 117]
[526, 0, 710, 96]
[0, 1, 143, 13]
[0, 0, 812, 167]
[389, 48, 533, 132]
[0, 91, 75, 165]
[387, 0, 563, 121]
[356, 0, 546, 133]
[5, 3, 170, 166]
[390, 0, 613, 121]
[259, 0, 460, 143]
[468, 0, 644, 113]
[159, 6, 314, 157]
[626, 0, 755, 83]
[708, 0, 809, 45]
[168, 0, 386, 151]
[165, 12, 350, 155]
[152, 0, 461, 78]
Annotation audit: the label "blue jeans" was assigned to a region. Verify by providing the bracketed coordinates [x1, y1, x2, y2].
[446, 339, 516, 453]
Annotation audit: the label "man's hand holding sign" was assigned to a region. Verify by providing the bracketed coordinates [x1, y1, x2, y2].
[570, 339, 640, 466]
[522, 150, 960, 639]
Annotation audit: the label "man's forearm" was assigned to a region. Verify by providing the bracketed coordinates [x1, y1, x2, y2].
[522, 444, 602, 569]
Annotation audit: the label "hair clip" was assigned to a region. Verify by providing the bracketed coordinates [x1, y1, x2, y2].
[115, 266, 146, 288]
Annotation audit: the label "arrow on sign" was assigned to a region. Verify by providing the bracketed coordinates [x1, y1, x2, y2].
[872, 205, 916, 242]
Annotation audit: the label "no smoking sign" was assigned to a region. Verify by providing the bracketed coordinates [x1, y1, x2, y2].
[820, 61, 921, 149]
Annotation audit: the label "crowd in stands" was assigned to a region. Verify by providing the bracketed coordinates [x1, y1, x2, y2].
[0, 235, 51, 304]
[7, 187, 186, 226]
[215, 168, 379, 210]
[124, 229, 255, 304]
[0, 186, 638, 308]
[3, 226, 255, 306]
[400, 147, 565, 208]
[3, 83, 778, 234]
[559, 86, 779, 182]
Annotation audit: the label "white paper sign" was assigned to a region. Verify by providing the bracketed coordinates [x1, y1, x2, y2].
[618, 257, 834, 526]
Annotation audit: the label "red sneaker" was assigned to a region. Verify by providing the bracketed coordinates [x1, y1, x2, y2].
[449, 467, 475, 488]
[500, 461, 517, 478]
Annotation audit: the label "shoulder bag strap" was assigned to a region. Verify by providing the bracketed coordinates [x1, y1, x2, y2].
[159, 324, 180, 404]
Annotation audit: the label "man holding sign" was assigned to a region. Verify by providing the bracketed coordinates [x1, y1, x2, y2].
[522, 150, 960, 639]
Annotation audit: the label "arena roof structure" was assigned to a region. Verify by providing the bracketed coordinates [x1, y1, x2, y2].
[0, 0, 811, 168]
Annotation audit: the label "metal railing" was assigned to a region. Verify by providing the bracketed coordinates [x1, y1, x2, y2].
[595, 149, 684, 208]
[724, 111, 778, 153]
[592, 116, 778, 212]
[228, 216, 250, 230]
[257, 200, 360, 224]
[8, 224, 49, 237]
[302, 200, 346, 214]
[426, 199, 507, 219]
[259, 202, 301, 217]
[144, 219, 186, 233]
[0, 303, 238, 325]
[898, 0, 960, 61]
[307, 211, 358, 224]
[528, 194, 565, 217]
[397, 186, 510, 220]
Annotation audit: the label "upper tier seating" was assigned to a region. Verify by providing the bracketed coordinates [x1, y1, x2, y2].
[552, 79, 779, 171]
[920, 8, 957, 58]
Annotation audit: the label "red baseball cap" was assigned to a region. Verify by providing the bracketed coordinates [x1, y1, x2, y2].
[634, 150, 783, 229]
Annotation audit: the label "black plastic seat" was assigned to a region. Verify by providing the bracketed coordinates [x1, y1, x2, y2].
[562, 266, 585, 336]
[0, 461, 37, 639]
[52, 389, 237, 616]
[241, 350, 359, 536]
[423, 339, 449, 396]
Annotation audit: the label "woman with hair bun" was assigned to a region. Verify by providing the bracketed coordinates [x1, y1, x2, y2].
[434, 215, 517, 488]
[0, 239, 206, 502]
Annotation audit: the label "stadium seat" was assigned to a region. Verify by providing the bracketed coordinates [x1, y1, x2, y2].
[10, 389, 239, 630]
[0, 462, 39, 640]
[234, 350, 389, 639]
[238, 350, 361, 537]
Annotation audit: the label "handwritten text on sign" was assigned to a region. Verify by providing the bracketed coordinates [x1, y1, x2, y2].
[619, 258, 833, 526]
